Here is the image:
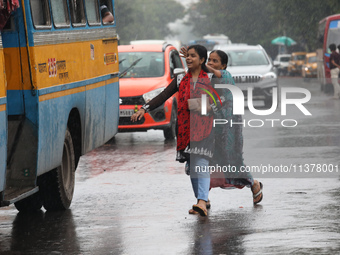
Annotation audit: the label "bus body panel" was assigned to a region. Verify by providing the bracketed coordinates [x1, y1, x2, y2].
[317, 15, 340, 88]
[37, 90, 86, 174]
[0, 46, 6, 193]
[104, 80, 119, 142]
[4, 46, 33, 116]
[0, 0, 119, 207]
[0, 107, 6, 192]
[22, 3, 119, 175]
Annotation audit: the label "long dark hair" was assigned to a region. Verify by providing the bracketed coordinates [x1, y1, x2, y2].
[210, 50, 228, 69]
[187, 44, 209, 73]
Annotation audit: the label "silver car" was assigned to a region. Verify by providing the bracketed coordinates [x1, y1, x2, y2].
[213, 44, 278, 108]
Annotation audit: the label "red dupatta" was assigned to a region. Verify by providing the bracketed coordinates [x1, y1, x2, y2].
[177, 69, 213, 151]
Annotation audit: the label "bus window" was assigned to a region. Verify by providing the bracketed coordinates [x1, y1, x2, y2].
[51, 0, 70, 28]
[100, 0, 114, 24]
[30, 0, 51, 28]
[318, 20, 326, 45]
[85, 0, 100, 25]
[69, 0, 86, 26]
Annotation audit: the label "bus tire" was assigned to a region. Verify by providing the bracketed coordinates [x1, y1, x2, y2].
[163, 106, 177, 140]
[42, 128, 75, 211]
[14, 192, 42, 212]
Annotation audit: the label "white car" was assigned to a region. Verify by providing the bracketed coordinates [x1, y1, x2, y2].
[213, 44, 278, 108]
[274, 54, 291, 76]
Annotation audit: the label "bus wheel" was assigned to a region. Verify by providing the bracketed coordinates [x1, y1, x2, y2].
[14, 192, 42, 212]
[163, 106, 177, 140]
[41, 128, 75, 211]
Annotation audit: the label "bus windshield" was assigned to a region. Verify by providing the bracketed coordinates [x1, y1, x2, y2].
[326, 20, 340, 53]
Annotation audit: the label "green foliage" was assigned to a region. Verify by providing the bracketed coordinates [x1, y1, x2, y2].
[188, 0, 340, 57]
[115, 0, 185, 44]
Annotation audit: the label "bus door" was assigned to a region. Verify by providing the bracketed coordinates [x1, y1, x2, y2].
[0, 36, 7, 199]
[1, 3, 39, 206]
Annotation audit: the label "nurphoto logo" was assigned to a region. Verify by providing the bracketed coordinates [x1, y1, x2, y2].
[200, 84, 312, 128]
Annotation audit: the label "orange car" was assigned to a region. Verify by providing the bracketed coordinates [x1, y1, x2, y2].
[302, 52, 317, 79]
[118, 44, 185, 139]
[288, 52, 307, 76]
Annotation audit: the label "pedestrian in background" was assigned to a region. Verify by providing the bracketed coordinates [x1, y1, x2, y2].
[329, 44, 340, 99]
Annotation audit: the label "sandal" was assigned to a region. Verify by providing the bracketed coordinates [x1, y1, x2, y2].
[189, 200, 210, 215]
[188, 209, 199, 214]
[206, 200, 211, 209]
[192, 204, 208, 216]
[252, 182, 263, 205]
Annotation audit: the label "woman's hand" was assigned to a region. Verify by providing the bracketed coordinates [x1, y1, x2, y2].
[188, 98, 201, 112]
[180, 46, 188, 58]
[188, 98, 212, 113]
[131, 108, 145, 122]
[206, 64, 215, 73]
[206, 64, 222, 78]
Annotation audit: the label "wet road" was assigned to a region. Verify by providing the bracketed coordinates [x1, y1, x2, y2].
[1, 77, 340, 255]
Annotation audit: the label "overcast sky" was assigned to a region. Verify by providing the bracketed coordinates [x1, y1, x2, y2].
[175, 0, 199, 8]
[166, 0, 200, 44]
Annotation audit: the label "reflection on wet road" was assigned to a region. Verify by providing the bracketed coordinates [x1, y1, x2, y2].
[1, 78, 340, 254]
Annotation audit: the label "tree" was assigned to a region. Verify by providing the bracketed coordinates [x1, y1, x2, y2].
[187, 0, 340, 57]
[115, 0, 185, 44]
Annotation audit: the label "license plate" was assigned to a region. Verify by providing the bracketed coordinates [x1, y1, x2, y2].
[119, 109, 135, 117]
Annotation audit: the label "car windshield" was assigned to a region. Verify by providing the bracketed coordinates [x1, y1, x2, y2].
[308, 56, 317, 63]
[293, 55, 306, 60]
[280, 57, 290, 62]
[119, 52, 164, 78]
[227, 49, 269, 66]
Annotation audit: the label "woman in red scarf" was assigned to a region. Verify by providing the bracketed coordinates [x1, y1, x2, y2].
[131, 45, 214, 216]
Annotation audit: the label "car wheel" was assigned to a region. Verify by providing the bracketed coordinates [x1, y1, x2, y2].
[14, 192, 43, 212]
[163, 106, 177, 140]
[41, 128, 75, 211]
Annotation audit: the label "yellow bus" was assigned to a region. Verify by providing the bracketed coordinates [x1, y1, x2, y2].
[0, 0, 119, 212]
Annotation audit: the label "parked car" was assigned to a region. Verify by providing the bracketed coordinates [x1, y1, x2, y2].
[118, 43, 185, 139]
[288, 52, 307, 76]
[273, 54, 291, 76]
[215, 44, 278, 108]
[301, 52, 317, 80]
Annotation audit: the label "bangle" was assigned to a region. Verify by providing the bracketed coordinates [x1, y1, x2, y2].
[141, 104, 149, 112]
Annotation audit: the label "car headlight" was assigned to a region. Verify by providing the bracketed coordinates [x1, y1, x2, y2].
[261, 72, 277, 81]
[143, 87, 165, 103]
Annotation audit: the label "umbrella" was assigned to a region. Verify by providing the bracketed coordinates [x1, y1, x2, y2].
[271, 36, 297, 47]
